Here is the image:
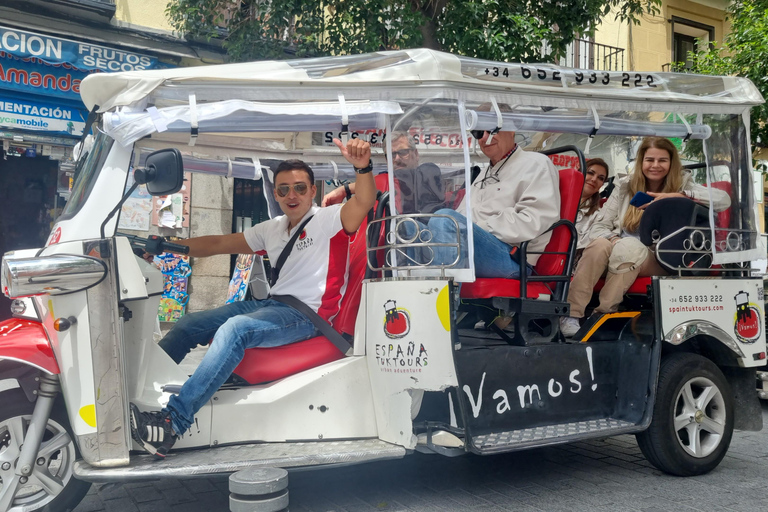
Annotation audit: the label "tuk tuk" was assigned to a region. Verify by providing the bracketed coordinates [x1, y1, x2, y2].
[1, 49, 766, 512]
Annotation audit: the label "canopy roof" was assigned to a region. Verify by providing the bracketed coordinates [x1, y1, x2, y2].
[80, 49, 764, 115]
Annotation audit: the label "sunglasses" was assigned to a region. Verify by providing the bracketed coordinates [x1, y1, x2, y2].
[470, 128, 500, 140]
[276, 182, 310, 197]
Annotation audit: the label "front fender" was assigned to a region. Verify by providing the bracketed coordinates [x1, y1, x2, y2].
[0, 318, 59, 374]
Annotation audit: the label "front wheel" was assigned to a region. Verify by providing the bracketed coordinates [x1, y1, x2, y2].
[0, 388, 91, 512]
[636, 352, 734, 476]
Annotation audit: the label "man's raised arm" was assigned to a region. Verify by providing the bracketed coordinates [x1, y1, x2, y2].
[334, 138, 376, 234]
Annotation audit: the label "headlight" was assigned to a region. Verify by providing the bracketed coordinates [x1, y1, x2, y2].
[2, 254, 107, 299]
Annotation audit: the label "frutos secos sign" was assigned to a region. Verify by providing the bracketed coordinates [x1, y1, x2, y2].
[0, 26, 162, 72]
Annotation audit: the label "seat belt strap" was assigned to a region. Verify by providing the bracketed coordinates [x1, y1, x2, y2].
[268, 215, 314, 287]
[269, 294, 352, 356]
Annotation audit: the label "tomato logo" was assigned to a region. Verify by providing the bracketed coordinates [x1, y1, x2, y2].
[383, 300, 410, 339]
[734, 291, 762, 344]
[299, 229, 307, 241]
[48, 227, 61, 245]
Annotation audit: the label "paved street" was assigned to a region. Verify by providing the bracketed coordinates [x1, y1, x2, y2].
[74, 402, 768, 512]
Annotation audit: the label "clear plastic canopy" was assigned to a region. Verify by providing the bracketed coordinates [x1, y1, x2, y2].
[90, 48, 765, 274]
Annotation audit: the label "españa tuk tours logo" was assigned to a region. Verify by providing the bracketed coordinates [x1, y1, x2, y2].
[295, 229, 313, 250]
[733, 290, 762, 344]
[383, 299, 410, 339]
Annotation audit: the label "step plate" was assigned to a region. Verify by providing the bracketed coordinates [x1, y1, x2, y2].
[472, 418, 637, 454]
[74, 439, 406, 483]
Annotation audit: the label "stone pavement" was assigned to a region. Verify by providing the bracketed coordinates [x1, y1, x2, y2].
[74, 402, 768, 512]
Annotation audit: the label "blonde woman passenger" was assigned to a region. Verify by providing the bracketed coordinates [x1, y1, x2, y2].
[560, 137, 730, 337]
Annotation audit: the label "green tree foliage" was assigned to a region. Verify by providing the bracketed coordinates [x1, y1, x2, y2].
[687, 0, 768, 151]
[166, 0, 660, 64]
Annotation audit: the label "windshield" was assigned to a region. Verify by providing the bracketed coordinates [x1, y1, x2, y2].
[59, 130, 114, 221]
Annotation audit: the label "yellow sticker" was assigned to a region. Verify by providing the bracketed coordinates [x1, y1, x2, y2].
[436, 285, 451, 332]
[79, 405, 96, 427]
[47, 299, 54, 319]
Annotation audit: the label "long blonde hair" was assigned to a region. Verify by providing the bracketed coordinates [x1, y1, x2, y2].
[623, 137, 683, 232]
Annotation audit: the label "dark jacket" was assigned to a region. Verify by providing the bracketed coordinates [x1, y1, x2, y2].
[390, 163, 445, 214]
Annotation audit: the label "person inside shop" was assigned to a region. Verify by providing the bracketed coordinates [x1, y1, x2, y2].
[129, 137, 376, 459]
[427, 104, 560, 279]
[560, 137, 731, 337]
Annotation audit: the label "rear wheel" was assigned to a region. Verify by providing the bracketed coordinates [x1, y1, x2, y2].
[637, 352, 734, 476]
[0, 388, 91, 511]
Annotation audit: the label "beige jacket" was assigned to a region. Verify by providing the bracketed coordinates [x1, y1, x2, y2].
[458, 148, 560, 265]
[590, 172, 731, 241]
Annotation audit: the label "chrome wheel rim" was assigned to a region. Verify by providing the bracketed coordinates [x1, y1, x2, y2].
[673, 376, 727, 458]
[0, 413, 76, 510]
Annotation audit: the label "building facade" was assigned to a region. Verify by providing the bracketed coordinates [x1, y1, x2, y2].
[0, 0, 227, 319]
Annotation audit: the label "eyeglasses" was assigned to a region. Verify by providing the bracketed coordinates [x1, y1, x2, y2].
[390, 148, 413, 159]
[477, 169, 501, 189]
[276, 182, 310, 197]
[470, 130, 488, 140]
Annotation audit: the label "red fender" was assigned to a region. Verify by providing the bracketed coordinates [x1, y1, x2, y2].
[0, 318, 59, 374]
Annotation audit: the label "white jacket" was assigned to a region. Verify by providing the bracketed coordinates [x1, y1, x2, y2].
[590, 172, 731, 241]
[458, 148, 560, 265]
[576, 206, 599, 250]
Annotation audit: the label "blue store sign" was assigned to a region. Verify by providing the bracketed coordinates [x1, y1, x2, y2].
[0, 52, 89, 102]
[0, 25, 165, 72]
[0, 94, 87, 137]
[0, 25, 169, 138]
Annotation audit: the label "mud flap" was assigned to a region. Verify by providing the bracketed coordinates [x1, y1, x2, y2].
[721, 367, 763, 431]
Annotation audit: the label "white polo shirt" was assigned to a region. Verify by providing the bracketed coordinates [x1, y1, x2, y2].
[243, 205, 350, 321]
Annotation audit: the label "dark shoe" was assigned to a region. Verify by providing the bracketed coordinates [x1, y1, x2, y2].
[130, 403, 177, 459]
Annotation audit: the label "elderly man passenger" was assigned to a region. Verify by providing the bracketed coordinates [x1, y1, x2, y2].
[428, 105, 560, 279]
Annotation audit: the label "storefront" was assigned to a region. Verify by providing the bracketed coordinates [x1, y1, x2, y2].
[0, 25, 171, 319]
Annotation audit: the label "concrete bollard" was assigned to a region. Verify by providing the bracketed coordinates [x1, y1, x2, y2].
[229, 467, 289, 512]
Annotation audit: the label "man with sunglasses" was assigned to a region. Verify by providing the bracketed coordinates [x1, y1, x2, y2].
[428, 105, 560, 282]
[322, 132, 444, 215]
[130, 138, 376, 459]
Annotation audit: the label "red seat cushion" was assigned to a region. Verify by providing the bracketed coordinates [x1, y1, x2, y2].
[461, 168, 583, 300]
[461, 279, 556, 299]
[710, 181, 731, 243]
[594, 276, 651, 294]
[233, 336, 344, 385]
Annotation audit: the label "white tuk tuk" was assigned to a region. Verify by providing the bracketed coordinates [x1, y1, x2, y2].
[1, 49, 766, 512]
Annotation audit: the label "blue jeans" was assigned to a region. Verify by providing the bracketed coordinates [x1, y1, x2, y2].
[159, 299, 317, 435]
[427, 209, 527, 279]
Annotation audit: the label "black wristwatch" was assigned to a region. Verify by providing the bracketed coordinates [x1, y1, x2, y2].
[343, 182, 352, 199]
[354, 159, 373, 174]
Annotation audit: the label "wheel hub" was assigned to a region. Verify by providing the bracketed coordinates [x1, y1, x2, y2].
[674, 376, 727, 458]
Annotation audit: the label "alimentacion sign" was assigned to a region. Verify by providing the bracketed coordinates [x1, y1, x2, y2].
[0, 25, 168, 140]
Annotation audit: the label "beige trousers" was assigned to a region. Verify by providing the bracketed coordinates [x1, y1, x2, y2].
[567, 237, 668, 318]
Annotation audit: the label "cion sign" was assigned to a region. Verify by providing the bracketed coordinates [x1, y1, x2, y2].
[0, 26, 163, 72]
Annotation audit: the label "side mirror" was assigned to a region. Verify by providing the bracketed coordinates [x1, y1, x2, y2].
[134, 148, 184, 196]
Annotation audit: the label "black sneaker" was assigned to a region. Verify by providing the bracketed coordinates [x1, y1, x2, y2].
[130, 403, 177, 459]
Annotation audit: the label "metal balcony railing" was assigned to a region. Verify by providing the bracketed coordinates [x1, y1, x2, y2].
[560, 38, 625, 71]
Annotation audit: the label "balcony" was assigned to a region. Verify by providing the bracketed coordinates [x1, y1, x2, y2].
[1, 0, 116, 22]
[559, 38, 625, 71]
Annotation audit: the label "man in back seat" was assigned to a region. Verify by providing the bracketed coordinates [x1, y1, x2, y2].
[322, 131, 445, 214]
[129, 138, 376, 459]
[427, 104, 560, 278]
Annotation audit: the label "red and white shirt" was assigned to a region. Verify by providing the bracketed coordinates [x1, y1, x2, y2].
[243, 205, 350, 322]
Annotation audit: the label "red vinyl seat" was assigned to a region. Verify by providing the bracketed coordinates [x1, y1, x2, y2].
[232, 213, 374, 385]
[461, 168, 584, 300]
